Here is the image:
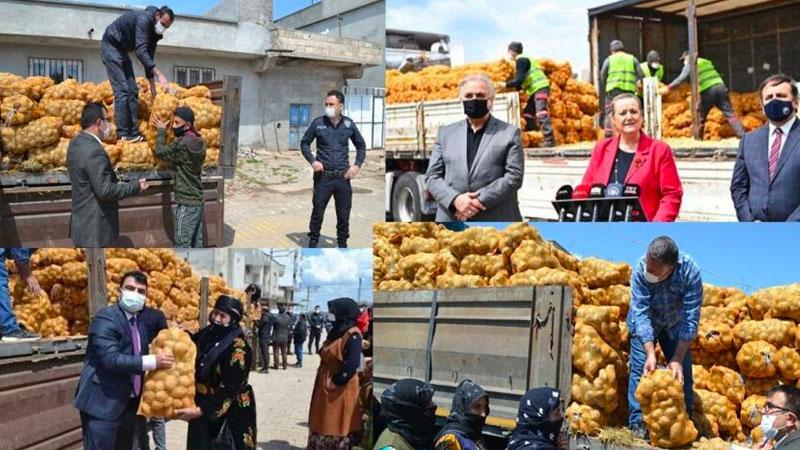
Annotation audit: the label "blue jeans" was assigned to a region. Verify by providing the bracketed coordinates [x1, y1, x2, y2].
[0, 264, 21, 334]
[628, 331, 693, 428]
[294, 342, 304, 365]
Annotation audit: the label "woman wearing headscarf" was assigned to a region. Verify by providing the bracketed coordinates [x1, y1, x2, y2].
[175, 295, 256, 450]
[307, 297, 364, 449]
[434, 380, 490, 450]
[374, 378, 438, 450]
[506, 387, 568, 450]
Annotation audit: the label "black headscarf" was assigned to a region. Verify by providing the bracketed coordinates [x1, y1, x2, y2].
[380, 379, 437, 450]
[326, 297, 360, 343]
[435, 379, 489, 442]
[195, 295, 245, 383]
[507, 387, 563, 450]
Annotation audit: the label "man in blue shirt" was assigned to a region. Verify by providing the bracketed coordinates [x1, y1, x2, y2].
[300, 90, 367, 249]
[0, 248, 41, 341]
[627, 236, 703, 439]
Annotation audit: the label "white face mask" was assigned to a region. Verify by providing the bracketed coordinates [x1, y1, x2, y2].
[645, 271, 662, 284]
[651, 62, 661, 69]
[119, 289, 146, 313]
[154, 21, 166, 35]
[100, 120, 112, 140]
[325, 106, 337, 118]
[760, 414, 784, 441]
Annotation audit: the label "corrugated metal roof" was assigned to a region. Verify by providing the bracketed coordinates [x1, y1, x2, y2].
[589, 0, 776, 17]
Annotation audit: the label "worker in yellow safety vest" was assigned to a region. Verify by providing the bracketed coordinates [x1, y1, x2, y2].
[641, 50, 664, 82]
[600, 39, 645, 137]
[662, 51, 745, 138]
[499, 41, 556, 147]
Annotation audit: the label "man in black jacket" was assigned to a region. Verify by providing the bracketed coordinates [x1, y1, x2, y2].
[257, 307, 274, 374]
[101, 5, 174, 142]
[293, 314, 308, 368]
[67, 103, 148, 247]
[307, 305, 324, 354]
[271, 304, 291, 370]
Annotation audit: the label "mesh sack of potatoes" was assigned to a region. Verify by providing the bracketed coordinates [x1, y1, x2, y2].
[775, 347, 800, 380]
[0, 73, 24, 98]
[693, 364, 712, 390]
[449, 227, 504, 259]
[1, 116, 63, 155]
[733, 319, 795, 348]
[150, 93, 180, 121]
[28, 138, 71, 170]
[707, 365, 746, 406]
[1, 94, 37, 125]
[576, 306, 622, 349]
[41, 98, 86, 125]
[179, 85, 212, 100]
[502, 222, 543, 249]
[138, 328, 197, 418]
[199, 128, 220, 148]
[19, 76, 54, 101]
[697, 320, 735, 353]
[33, 264, 63, 292]
[41, 79, 88, 102]
[399, 236, 439, 256]
[691, 409, 721, 439]
[178, 97, 220, 129]
[700, 306, 747, 329]
[104, 143, 122, 165]
[589, 285, 631, 317]
[459, 254, 508, 278]
[571, 364, 618, 412]
[744, 376, 781, 397]
[573, 323, 622, 378]
[139, 121, 175, 154]
[740, 395, 766, 430]
[737, 340, 778, 378]
[118, 141, 157, 168]
[40, 316, 71, 337]
[30, 248, 83, 266]
[578, 258, 632, 289]
[693, 388, 741, 438]
[397, 253, 437, 282]
[691, 437, 731, 450]
[510, 239, 562, 273]
[106, 258, 141, 282]
[761, 284, 800, 322]
[693, 348, 738, 370]
[61, 261, 88, 288]
[435, 270, 486, 289]
[635, 369, 698, 448]
[203, 147, 219, 168]
[566, 402, 606, 435]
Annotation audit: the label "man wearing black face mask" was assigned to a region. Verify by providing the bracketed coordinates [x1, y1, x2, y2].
[152, 106, 206, 246]
[731, 74, 800, 222]
[425, 74, 524, 222]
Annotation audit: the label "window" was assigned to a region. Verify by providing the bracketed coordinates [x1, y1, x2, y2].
[29, 58, 83, 83]
[289, 104, 312, 150]
[174, 66, 216, 87]
[344, 87, 385, 149]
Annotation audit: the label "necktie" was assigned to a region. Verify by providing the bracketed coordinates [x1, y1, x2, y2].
[129, 316, 142, 396]
[769, 128, 783, 181]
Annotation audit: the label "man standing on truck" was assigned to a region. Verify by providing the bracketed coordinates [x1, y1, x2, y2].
[0, 248, 41, 342]
[662, 51, 746, 139]
[151, 107, 206, 247]
[599, 40, 644, 137]
[301, 90, 367, 249]
[627, 236, 703, 440]
[731, 74, 800, 222]
[499, 41, 556, 147]
[67, 103, 149, 247]
[74, 270, 174, 450]
[101, 5, 173, 143]
[425, 74, 524, 222]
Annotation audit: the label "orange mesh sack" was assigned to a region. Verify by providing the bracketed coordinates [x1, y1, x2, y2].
[635, 369, 698, 448]
[138, 328, 197, 418]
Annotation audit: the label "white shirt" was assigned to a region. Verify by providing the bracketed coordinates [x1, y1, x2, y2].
[123, 309, 157, 371]
[768, 116, 796, 159]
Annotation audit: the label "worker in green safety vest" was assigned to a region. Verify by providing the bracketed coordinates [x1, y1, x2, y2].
[641, 50, 664, 82]
[600, 40, 645, 137]
[663, 51, 745, 138]
[499, 41, 556, 147]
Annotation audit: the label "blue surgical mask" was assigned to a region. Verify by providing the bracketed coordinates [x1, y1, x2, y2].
[760, 414, 784, 441]
[119, 290, 145, 313]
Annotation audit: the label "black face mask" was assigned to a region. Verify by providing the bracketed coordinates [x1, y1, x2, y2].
[542, 418, 564, 442]
[764, 99, 796, 123]
[464, 412, 487, 434]
[463, 99, 489, 119]
[173, 125, 186, 137]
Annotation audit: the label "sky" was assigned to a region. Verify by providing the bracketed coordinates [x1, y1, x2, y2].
[467, 223, 800, 293]
[296, 248, 373, 310]
[83, 0, 319, 20]
[387, 0, 612, 74]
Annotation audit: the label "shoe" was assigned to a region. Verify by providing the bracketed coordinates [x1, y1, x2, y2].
[630, 423, 648, 441]
[308, 240, 318, 248]
[337, 242, 348, 249]
[258, 368, 268, 374]
[1, 329, 41, 342]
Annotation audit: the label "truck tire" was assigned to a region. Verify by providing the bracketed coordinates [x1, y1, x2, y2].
[391, 172, 426, 222]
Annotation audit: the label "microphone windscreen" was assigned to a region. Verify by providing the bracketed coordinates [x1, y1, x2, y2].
[556, 185, 573, 200]
[606, 182, 624, 198]
[572, 184, 590, 199]
[590, 183, 606, 198]
[624, 184, 641, 197]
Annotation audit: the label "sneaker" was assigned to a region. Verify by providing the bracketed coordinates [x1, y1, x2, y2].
[2, 329, 41, 342]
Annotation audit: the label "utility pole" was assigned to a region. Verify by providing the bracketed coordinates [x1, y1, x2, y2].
[266, 248, 273, 303]
[357, 277, 362, 302]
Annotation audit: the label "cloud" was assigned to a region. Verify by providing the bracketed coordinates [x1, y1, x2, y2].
[302, 249, 372, 286]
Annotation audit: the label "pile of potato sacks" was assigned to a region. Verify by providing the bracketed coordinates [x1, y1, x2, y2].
[385, 59, 601, 147]
[4, 248, 248, 337]
[662, 84, 766, 140]
[0, 73, 222, 172]
[373, 222, 800, 449]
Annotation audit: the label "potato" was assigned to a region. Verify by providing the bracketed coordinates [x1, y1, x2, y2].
[736, 341, 778, 379]
[138, 328, 197, 418]
[636, 369, 698, 448]
[566, 402, 606, 435]
[571, 364, 618, 412]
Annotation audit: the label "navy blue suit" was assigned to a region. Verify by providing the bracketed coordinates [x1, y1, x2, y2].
[74, 304, 165, 450]
[731, 119, 800, 221]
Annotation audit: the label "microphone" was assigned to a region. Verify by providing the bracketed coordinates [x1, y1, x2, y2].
[606, 182, 624, 221]
[572, 184, 590, 222]
[623, 184, 641, 221]
[589, 183, 605, 222]
[555, 185, 573, 221]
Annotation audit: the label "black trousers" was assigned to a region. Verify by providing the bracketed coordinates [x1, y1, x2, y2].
[308, 173, 352, 245]
[308, 329, 322, 354]
[100, 40, 139, 139]
[258, 338, 271, 370]
[700, 84, 746, 138]
[273, 342, 288, 369]
[80, 398, 138, 450]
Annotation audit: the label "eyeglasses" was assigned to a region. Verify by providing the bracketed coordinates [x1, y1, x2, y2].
[121, 285, 147, 295]
[763, 402, 796, 415]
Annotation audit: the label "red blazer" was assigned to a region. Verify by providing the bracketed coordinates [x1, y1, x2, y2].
[581, 134, 683, 221]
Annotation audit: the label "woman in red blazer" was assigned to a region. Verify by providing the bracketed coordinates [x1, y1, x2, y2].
[581, 93, 683, 221]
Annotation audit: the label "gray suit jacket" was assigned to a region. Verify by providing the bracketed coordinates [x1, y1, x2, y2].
[66, 132, 140, 247]
[425, 115, 524, 222]
[731, 119, 800, 221]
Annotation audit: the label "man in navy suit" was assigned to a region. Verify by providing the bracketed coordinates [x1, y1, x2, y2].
[74, 270, 174, 450]
[731, 75, 800, 221]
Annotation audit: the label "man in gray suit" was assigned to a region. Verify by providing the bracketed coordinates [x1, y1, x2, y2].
[67, 103, 148, 247]
[425, 74, 524, 222]
[731, 75, 800, 221]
